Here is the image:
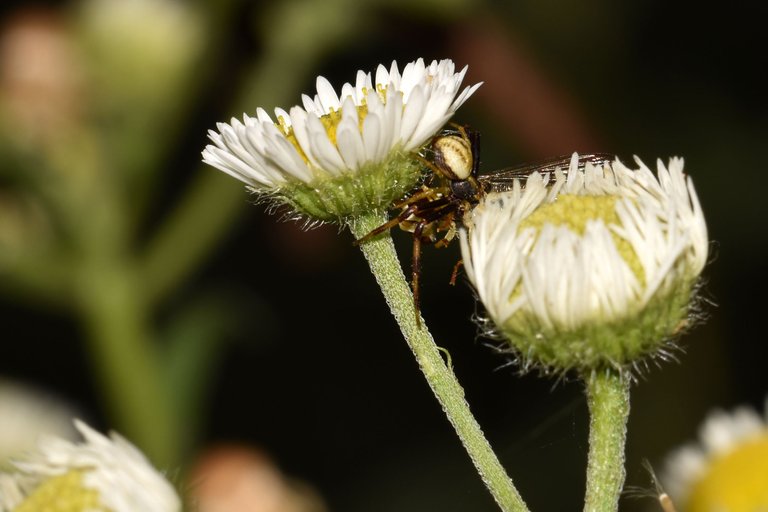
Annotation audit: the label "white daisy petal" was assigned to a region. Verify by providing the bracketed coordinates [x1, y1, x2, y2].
[375, 63, 389, 87]
[354, 70, 370, 99]
[306, 113, 346, 174]
[315, 76, 341, 112]
[399, 84, 426, 149]
[301, 94, 318, 114]
[400, 58, 426, 99]
[2, 420, 180, 512]
[387, 60, 401, 89]
[339, 82, 355, 102]
[460, 154, 708, 370]
[382, 85, 403, 156]
[255, 107, 272, 124]
[287, 106, 320, 170]
[410, 88, 452, 149]
[273, 107, 291, 125]
[361, 112, 382, 164]
[261, 125, 314, 182]
[365, 89, 390, 162]
[452, 82, 483, 111]
[201, 58, 480, 219]
[336, 125, 365, 170]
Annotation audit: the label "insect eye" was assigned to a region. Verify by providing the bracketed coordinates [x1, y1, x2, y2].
[432, 135, 473, 181]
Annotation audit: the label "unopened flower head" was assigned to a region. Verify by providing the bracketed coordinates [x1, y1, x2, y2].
[202, 58, 481, 222]
[663, 398, 768, 511]
[0, 420, 180, 512]
[459, 154, 708, 373]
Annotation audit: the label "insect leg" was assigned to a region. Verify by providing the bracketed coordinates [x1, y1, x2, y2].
[433, 211, 458, 249]
[353, 203, 421, 245]
[449, 259, 464, 286]
[468, 127, 480, 176]
[393, 185, 440, 208]
[411, 220, 428, 326]
[415, 153, 448, 177]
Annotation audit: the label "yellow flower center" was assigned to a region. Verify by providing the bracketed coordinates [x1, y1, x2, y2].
[14, 470, 107, 511]
[276, 85, 392, 165]
[519, 194, 645, 285]
[686, 429, 768, 512]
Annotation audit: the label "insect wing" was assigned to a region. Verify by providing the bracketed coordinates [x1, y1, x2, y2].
[479, 153, 615, 193]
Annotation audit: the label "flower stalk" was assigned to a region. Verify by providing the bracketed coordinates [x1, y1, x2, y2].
[348, 211, 529, 512]
[583, 369, 630, 512]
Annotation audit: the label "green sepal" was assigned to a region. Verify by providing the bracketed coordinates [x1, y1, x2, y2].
[500, 280, 697, 373]
[274, 150, 424, 223]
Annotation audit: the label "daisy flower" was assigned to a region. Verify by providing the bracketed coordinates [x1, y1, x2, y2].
[663, 399, 768, 511]
[202, 58, 481, 222]
[459, 154, 708, 373]
[0, 420, 180, 512]
[0, 381, 78, 467]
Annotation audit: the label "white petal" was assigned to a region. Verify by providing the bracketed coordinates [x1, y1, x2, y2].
[400, 84, 426, 149]
[315, 76, 341, 113]
[336, 123, 365, 170]
[273, 107, 291, 126]
[306, 113, 346, 174]
[383, 85, 403, 152]
[375, 63, 390, 87]
[202, 58, 481, 189]
[355, 70, 371, 98]
[262, 124, 314, 182]
[288, 106, 321, 169]
[301, 94, 319, 114]
[361, 112, 382, 163]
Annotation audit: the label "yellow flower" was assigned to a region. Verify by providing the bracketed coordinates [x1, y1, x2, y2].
[663, 399, 768, 511]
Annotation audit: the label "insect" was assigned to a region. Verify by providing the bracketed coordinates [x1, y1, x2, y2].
[356, 124, 614, 321]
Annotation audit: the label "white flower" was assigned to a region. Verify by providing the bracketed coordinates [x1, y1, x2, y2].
[202, 59, 480, 222]
[662, 398, 768, 511]
[203, 58, 480, 189]
[0, 420, 180, 512]
[0, 381, 78, 465]
[459, 154, 708, 371]
[0, 473, 26, 510]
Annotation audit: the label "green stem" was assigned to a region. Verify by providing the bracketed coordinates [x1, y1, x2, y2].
[76, 258, 178, 468]
[348, 211, 528, 512]
[583, 369, 630, 512]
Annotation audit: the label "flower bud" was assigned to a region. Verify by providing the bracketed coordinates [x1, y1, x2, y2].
[460, 154, 708, 373]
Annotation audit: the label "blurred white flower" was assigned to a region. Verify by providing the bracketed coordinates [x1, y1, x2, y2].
[202, 59, 480, 221]
[459, 154, 707, 371]
[663, 398, 768, 511]
[0, 420, 180, 512]
[0, 381, 77, 466]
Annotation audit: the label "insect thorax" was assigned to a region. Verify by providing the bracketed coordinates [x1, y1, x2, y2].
[449, 179, 480, 202]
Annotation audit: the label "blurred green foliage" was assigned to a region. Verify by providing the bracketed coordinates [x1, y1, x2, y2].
[0, 0, 765, 510]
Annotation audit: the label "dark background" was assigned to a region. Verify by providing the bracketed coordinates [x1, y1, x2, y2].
[1, 1, 766, 510]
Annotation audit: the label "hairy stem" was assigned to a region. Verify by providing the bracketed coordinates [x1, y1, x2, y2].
[348, 211, 528, 512]
[583, 369, 631, 512]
